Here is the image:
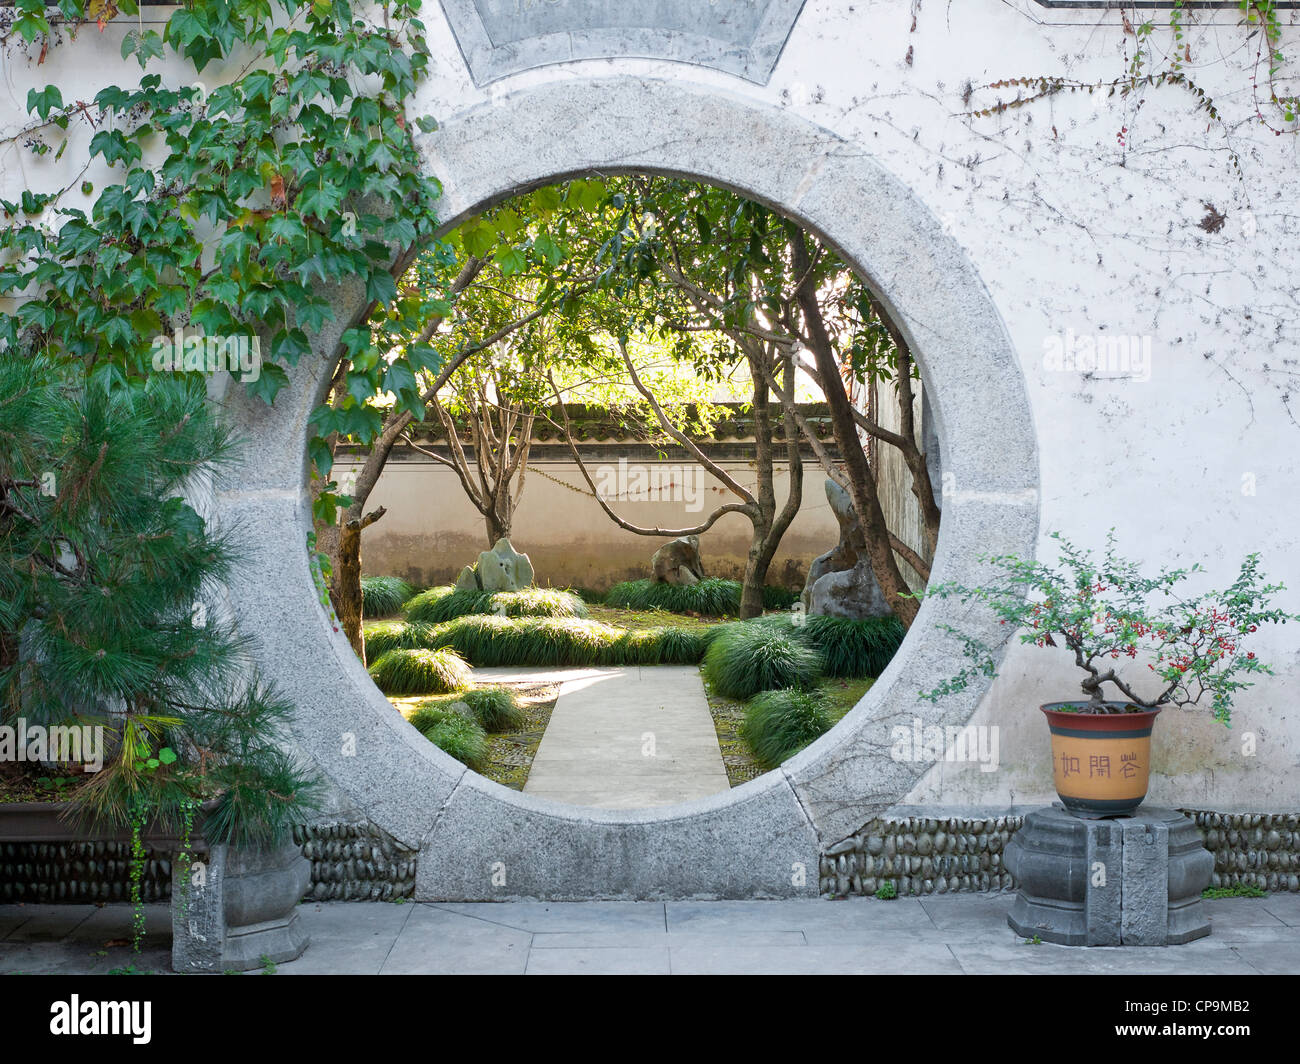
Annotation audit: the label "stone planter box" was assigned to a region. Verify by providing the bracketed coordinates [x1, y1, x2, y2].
[0, 801, 310, 972]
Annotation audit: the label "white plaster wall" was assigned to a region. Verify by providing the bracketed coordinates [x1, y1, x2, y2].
[342, 453, 838, 591]
[3, 0, 1297, 813]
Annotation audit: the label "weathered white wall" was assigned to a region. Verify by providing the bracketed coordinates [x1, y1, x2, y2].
[4, 0, 1298, 817]
[343, 451, 837, 591]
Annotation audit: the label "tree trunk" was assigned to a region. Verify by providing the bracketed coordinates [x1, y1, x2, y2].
[336, 507, 386, 663]
[788, 223, 919, 629]
[733, 349, 803, 619]
[484, 501, 510, 546]
[740, 530, 775, 619]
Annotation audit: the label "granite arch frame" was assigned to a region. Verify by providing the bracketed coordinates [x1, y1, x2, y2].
[212, 77, 1039, 899]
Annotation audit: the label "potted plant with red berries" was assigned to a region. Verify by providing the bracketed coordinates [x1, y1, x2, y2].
[918, 531, 1296, 818]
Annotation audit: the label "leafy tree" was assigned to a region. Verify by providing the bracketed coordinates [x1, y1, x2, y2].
[1, 0, 451, 661]
[313, 183, 611, 655]
[583, 177, 937, 624]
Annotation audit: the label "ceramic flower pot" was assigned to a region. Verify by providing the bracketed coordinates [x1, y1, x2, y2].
[1042, 701, 1161, 819]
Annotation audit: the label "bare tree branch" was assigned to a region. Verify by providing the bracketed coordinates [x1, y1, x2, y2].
[546, 371, 752, 537]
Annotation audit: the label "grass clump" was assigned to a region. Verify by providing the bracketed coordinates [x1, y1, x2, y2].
[420, 615, 622, 667]
[362, 620, 435, 660]
[589, 621, 709, 666]
[740, 688, 834, 768]
[703, 623, 823, 700]
[407, 705, 488, 769]
[761, 586, 801, 610]
[604, 578, 796, 617]
[361, 576, 416, 618]
[800, 615, 906, 678]
[607, 625, 710, 666]
[368, 647, 472, 695]
[412, 614, 711, 668]
[405, 586, 588, 624]
[412, 687, 525, 732]
[707, 613, 905, 679]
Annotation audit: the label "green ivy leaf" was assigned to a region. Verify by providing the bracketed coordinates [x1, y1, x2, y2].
[244, 361, 289, 405]
[26, 86, 63, 121]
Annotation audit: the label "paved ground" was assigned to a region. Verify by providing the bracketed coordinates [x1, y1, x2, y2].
[3, 894, 1297, 974]
[486, 665, 729, 808]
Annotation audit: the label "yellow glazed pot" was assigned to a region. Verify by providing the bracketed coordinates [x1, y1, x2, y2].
[1042, 702, 1161, 819]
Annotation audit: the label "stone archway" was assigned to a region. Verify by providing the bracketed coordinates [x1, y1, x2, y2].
[211, 77, 1038, 900]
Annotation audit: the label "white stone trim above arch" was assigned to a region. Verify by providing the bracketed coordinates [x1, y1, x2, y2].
[437, 0, 810, 86]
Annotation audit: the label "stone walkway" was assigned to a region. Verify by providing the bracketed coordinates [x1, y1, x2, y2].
[475, 665, 729, 808]
[2, 895, 1297, 974]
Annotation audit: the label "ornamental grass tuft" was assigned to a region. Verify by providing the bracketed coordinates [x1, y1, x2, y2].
[360, 576, 416, 618]
[702, 623, 823, 700]
[603, 578, 796, 617]
[404, 585, 587, 625]
[412, 687, 525, 733]
[740, 687, 835, 769]
[368, 647, 472, 695]
[407, 705, 488, 769]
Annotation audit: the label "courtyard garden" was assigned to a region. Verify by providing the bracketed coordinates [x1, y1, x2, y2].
[356, 576, 902, 794]
[2, 0, 1299, 992]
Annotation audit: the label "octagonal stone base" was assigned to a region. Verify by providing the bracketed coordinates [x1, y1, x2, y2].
[1003, 805, 1213, 946]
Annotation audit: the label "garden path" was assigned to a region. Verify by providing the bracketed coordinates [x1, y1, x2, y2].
[474, 665, 729, 808]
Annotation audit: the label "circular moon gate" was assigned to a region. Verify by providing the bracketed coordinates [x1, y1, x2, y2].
[212, 78, 1039, 900]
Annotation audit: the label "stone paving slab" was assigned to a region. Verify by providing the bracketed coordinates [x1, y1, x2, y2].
[668, 942, 965, 975]
[521, 666, 729, 809]
[430, 900, 669, 934]
[530, 930, 808, 949]
[525, 946, 672, 975]
[1197, 899, 1289, 930]
[2, 904, 100, 941]
[370, 903, 535, 974]
[1233, 944, 1300, 975]
[268, 902, 416, 975]
[665, 898, 939, 933]
[1260, 895, 1300, 926]
[5, 896, 1299, 974]
[0, 939, 173, 975]
[947, 941, 1262, 976]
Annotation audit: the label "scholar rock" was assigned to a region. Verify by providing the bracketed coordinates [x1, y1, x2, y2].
[651, 534, 705, 586]
[458, 538, 535, 592]
[801, 478, 898, 619]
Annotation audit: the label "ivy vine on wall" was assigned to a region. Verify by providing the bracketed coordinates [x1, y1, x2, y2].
[0, 0, 447, 524]
[963, 1, 1298, 185]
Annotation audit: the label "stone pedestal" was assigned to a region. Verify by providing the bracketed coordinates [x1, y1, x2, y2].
[1003, 805, 1213, 946]
[171, 839, 311, 972]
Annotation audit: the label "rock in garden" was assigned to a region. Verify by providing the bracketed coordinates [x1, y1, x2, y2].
[651, 534, 705, 586]
[470, 538, 535, 592]
[801, 478, 896, 619]
[808, 561, 894, 618]
[800, 479, 864, 607]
